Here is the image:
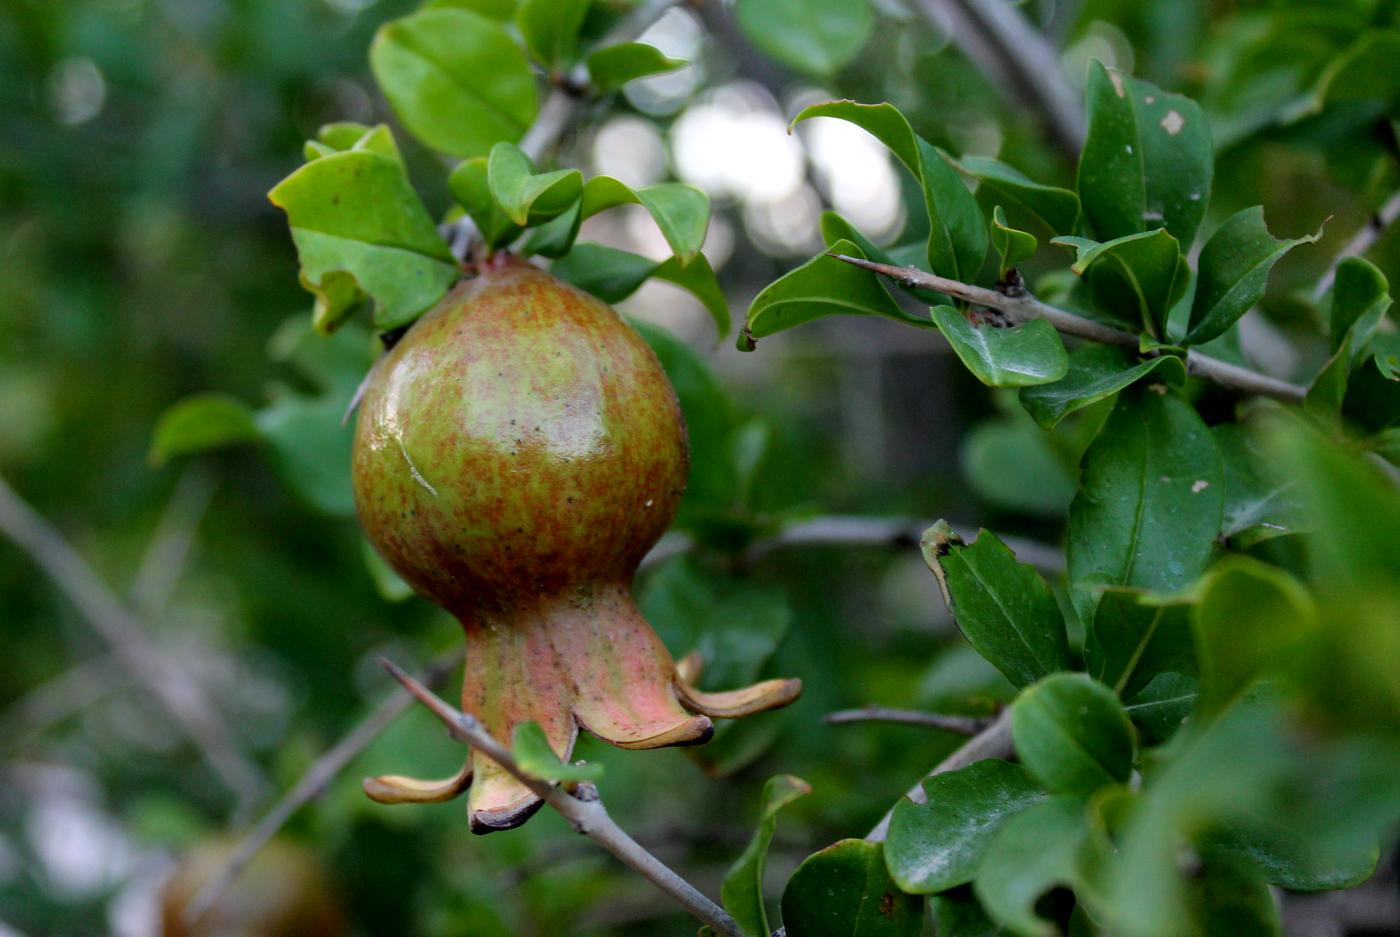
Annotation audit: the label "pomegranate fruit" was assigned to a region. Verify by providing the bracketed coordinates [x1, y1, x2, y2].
[353, 255, 801, 831]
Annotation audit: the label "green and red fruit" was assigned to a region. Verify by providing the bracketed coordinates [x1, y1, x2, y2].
[353, 256, 800, 831]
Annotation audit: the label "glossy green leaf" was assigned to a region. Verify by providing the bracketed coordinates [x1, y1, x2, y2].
[792, 101, 987, 282]
[485, 142, 583, 226]
[953, 155, 1080, 236]
[370, 8, 536, 158]
[512, 720, 603, 782]
[586, 42, 683, 93]
[990, 205, 1037, 274]
[255, 392, 356, 516]
[780, 839, 923, 937]
[1019, 345, 1187, 429]
[1086, 589, 1195, 698]
[515, 0, 590, 70]
[821, 212, 948, 304]
[721, 774, 811, 937]
[1078, 61, 1212, 246]
[448, 157, 523, 249]
[931, 305, 1068, 388]
[885, 760, 1047, 895]
[742, 239, 925, 345]
[1124, 672, 1198, 744]
[149, 393, 262, 465]
[734, 0, 873, 76]
[1055, 229, 1185, 337]
[1185, 206, 1320, 345]
[305, 122, 402, 164]
[520, 200, 583, 258]
[551, 243, 729, 340]
[922, 522, 1069, 688]
[1066, 387, 1223, 620]
[1012, 674, 1135, 796]
[1210, 813, 1378, 892]
[1307, 258, 1392, 421]
[1214, 423, 1303, 546]
[580, 177, 710, 264]
[268, 149, 459, 331]
[1193, 557, 1316, 719]
[973, 797, 1089, 937]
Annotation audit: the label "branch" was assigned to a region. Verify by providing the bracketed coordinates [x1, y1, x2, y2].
[1311, 188, 1400, 301]
[445, 0, 684, 259]
[0, 474, 268, 811]
[825, 706, 991, 736]
[742, 516, 1064, 575]
[833, 254, 1309, 404]
[129, 468, 215, 619]
[914, 0, 1085, 159]
[376, 657, 744, 937]
[181, 651, 457, 926]
[866, 708, 1014, 842]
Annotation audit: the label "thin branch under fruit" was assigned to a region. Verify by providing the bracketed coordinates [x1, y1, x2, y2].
[832, 254, 1309, 404]
[181, 651, 458, 927]
[825, 706, 992, 735]
[378, 657, 744, 937]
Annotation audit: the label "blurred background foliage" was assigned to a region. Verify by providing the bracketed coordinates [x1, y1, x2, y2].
[1, 0, 1398, 935]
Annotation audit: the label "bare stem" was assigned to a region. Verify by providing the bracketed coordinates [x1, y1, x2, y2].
[182, 652, 458, 926]
[826, 706, 991, 735]
[866, 709, 1015, 842]
[377, 657, 743, 937]
[914, 0, 1084, 159]
[0, 474, 267, 811]
[1311, 188, 1400, 301]
[832, 254, 1309, 404]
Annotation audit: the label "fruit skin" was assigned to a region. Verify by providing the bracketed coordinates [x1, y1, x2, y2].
[352, 257, 800, 831]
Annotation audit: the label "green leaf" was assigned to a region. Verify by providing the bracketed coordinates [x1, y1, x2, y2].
[1185, 206, 1320, 346]
[255, 392, 356, 516]
[1019, 345, 1187, 429]
[952, 155, 1080, 236]
[921, 522, 1069, 688]
[580, 177, 710, 265]
[1313, 29, 1400, 109]
[361, 540, 414, 603]
[885, 760, 1047, 895]
[743, 239, 926, 344]
[306, 122, 403, 164]
[930, 887, 1004, 937]
[973, 797, 1089, 937]
[1193, 557, 1317, 719]
[1077, 60, 1213, 246]
[821, 211, 948, 304]
[734, 0, 873, 76]
[1181, 850, 1282, 937]
[1086, 589, 1195, 698]
[485, 142, 583, 226]
[1307, 257, 1392, 421]
[780, 839, 923, 937]
[960, 415, 1078, 518]
[1054, 229, 1186, 338]
[1210, 813, 1378, 892]
[721, 774, 811, 937]
[448, 157, 523, 250]
[370, 8, 537, 158]
[515, 0, 590, 71]
[511, 720, 603, 782]
[586, 42, 683, 93]
[520, 200, 583, 258]
[1012, 674, 1135, 796]
[931, 306, 1068, 388]
[149, 393, 262, 465]
[792, 101, 987, 282]
[1124, 672, 1198, 744]
[424, 0, 517, 18]
[1214, 423, 1302, 546]
[1066, 387, 1223, 621]
[990, 205, 1037, 274]
[551, 243, 729, 340]
[268, 149, 459, 333]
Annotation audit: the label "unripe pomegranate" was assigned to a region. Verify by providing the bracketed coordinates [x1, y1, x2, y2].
[353, 255, 800, 831]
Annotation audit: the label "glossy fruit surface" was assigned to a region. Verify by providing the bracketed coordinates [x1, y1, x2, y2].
[352, 257, 799, 830]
